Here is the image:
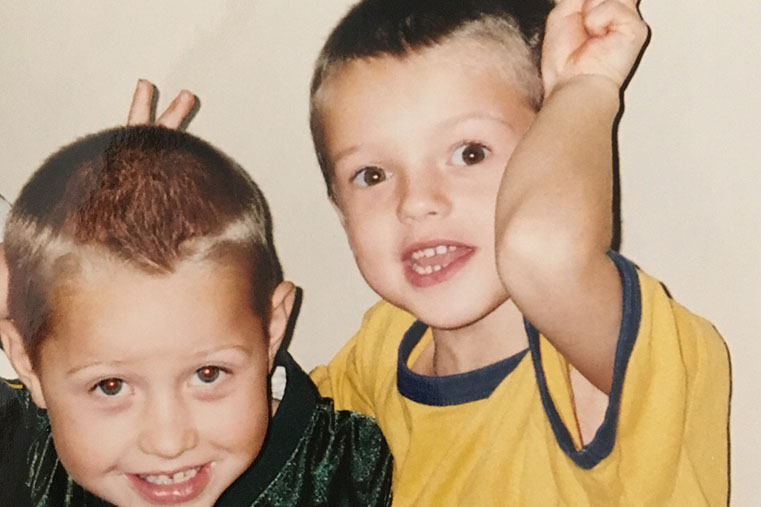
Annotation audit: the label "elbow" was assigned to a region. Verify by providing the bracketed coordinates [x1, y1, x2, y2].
[495, 211, 612, 297]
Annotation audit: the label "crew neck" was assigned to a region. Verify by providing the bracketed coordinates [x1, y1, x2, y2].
[397, 321, 529, 406]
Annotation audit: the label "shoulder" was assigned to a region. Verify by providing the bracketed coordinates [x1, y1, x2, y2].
[313, 397, 390, 455]
[635, 264, 728, 369]
[251, 397, 392, 507]
[359, 299, 416, 339]
[299, 397, 393, 504]
[353, 300, 417, 361]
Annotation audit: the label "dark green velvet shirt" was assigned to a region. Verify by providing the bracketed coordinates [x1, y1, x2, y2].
[0, 352, 392, 506]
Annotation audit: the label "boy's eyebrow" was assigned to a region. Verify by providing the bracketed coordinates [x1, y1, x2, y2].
[190, 343, 254, 360]
[437, 111, 522, 132]
[331, 111, 523, 165]
[65, 344, 254, 376]
[332, 145, 364, 167]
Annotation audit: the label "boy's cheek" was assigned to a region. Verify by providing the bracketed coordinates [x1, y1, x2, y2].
[329, 197, 349, 228]
[48, 403, 132, 480]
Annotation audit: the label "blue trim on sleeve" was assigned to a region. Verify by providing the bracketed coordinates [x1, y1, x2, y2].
[397, 320, 528, 406]
[526, 251, 642, 469]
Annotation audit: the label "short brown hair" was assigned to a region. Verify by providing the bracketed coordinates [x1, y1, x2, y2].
[4, 126, 282, 364]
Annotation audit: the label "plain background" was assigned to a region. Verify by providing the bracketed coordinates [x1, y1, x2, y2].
[1, 1, 759, 503]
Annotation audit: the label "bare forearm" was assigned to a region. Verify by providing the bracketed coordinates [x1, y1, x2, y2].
[496, 76, 623, 391]
[497, 75, 620, 273]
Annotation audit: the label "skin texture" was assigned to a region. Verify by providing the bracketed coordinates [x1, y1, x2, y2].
[1, 259, 295, 506]
[128, 79, 196, 129]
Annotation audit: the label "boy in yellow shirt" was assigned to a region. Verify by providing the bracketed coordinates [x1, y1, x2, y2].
[306, 0, 730, 504]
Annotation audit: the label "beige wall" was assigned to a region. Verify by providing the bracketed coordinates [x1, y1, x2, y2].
[1, 1, 759, 502]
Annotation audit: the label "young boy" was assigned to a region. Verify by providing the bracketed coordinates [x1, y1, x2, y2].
[0, 126, 392, 506]
[306, 0, 730, 505]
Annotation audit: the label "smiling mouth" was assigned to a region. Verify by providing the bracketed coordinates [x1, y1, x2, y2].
[404, 242, 475, 287]
[129, 463, 211, 505]
[410, 244, 460, 274]
[139, 466, 200, 485]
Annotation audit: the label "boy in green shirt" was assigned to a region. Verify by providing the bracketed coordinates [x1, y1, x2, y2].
[0, 125, 391, 506]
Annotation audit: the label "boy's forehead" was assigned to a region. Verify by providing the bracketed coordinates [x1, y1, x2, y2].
[40, 257, 266, 369]
[50, 256, 258, 329]
[318, 38, 536, 153]
[319, 36, 537, 119]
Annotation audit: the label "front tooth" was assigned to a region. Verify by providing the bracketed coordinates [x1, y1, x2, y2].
[425, 266, 433, 274]
[435, 245, 447, 255]
[173, 471, 185, 482]
[424, 248, 435, 258]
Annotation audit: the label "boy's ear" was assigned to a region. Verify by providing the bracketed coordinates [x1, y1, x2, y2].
[266, 281, 297, 370]
[0, 319, 47, 409]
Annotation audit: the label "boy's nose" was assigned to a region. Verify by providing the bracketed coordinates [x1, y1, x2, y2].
[396, 172, 451, 222]
[138, 396, 199, 459]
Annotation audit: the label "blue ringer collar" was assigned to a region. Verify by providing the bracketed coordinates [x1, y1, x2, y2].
[397, 321, 528, 406]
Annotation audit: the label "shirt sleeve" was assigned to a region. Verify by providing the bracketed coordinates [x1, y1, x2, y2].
[614, 265, 730, 504]
[530, 254, 730, 504]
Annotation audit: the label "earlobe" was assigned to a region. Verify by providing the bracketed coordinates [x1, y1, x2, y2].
[266, 281, 297, 370]
[0, 320, 47, 409]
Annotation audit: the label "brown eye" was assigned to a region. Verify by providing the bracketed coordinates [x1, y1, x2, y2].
[452, 143, 490, 166]
[195, 366, 221, 384]
[352, 166, 389, 187]
[96, 378, 124, 396]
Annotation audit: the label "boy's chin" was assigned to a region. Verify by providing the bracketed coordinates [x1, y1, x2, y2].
[402, 301, 505, 332]
[401, 284, 511, 330]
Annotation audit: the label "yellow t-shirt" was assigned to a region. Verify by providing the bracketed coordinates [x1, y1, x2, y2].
[311, 255, 729, 506]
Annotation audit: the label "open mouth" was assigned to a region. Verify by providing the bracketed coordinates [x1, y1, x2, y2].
[140, 467, 200, 485]
[404, 242, 475, 287]
[129, 463, 211, 505]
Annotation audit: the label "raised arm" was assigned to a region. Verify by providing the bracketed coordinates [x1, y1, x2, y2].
[495, 0, 648, 392]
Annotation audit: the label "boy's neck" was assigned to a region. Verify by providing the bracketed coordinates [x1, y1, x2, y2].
[412, 299, 528, 377]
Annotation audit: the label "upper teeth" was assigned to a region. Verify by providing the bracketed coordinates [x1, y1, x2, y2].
[411, 245, 456, 260]
[141, 467, 199, 485]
